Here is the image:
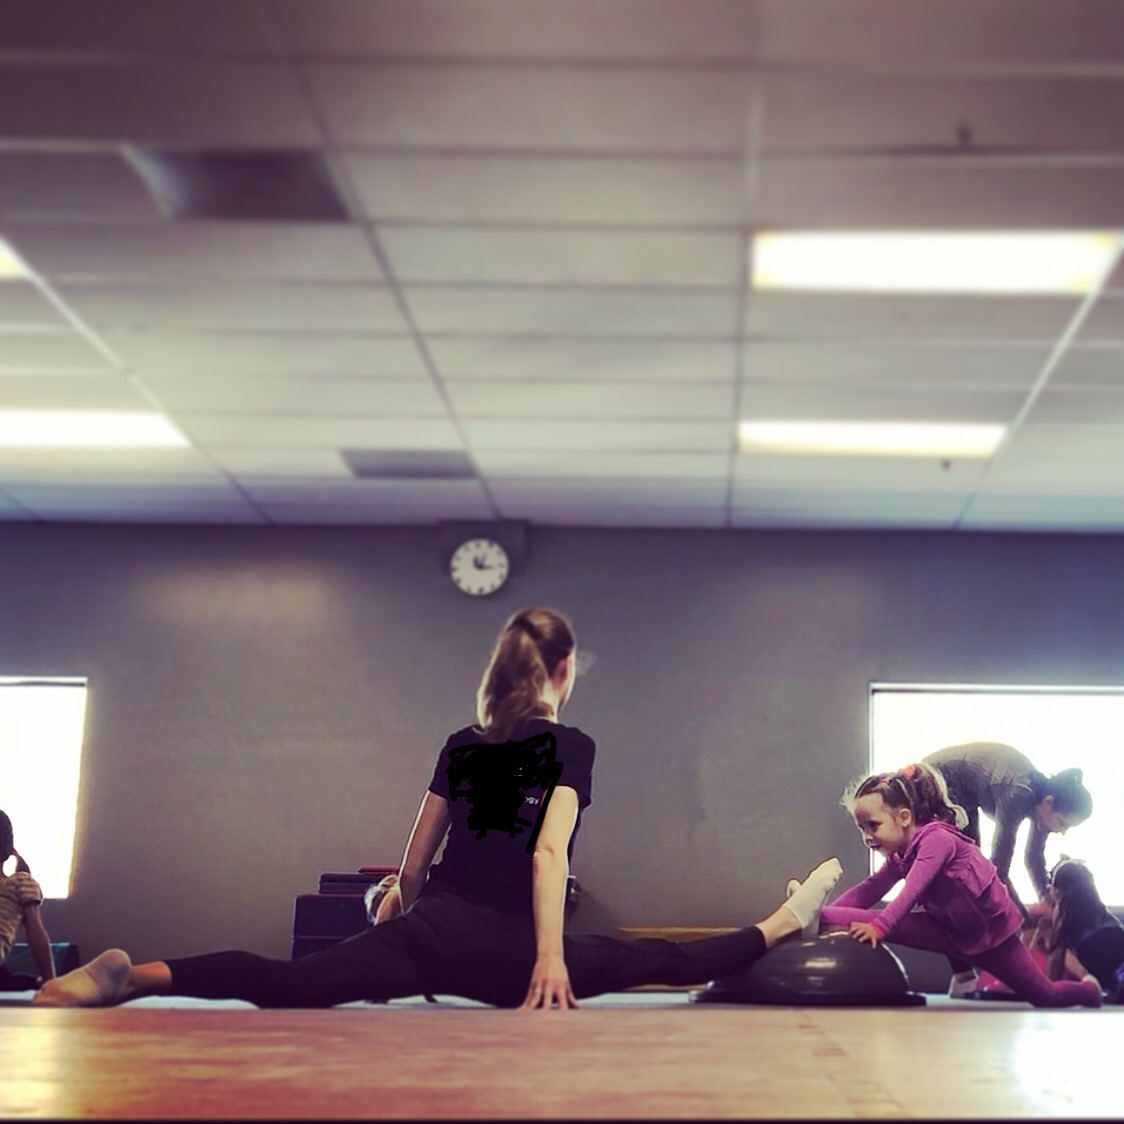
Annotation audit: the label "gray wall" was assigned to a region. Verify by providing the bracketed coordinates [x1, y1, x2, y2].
[4, 523, 1123, 990]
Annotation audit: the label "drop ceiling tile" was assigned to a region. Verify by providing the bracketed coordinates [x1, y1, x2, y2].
[0, 447, 224, 484]
[1024, 389, 1124, 425]
[0, 0, 283, 54]
[731, 488, 967, 525]
[463, 418, 730, 452]
[960, 492, 1124, 531]
[1048, 344, 1124, 387]
[448, 381, 732, 420]
[347, 153, 746, 227]
[0, 63, 318, 145]
[306, 63, 752, 153]
[739, 341, 1048, 389]
[982, 448, 1124, 491]
[56, 283, 408, 333]
[995, 424, 1124, 459]
[745, 293, 1079, 342]
[240, 477, 488, 507]
[759, 0, 1124, 65]
[738, 384, 1022, 423]
[103, 332, 428, 377]
[754, 158, 1124, 228]
[429, 338, 737, 381]
[408, 287, 738, 336]
[476, 452, 729, 478]
[258, 498, 492, 524]
[0, 331, 115, 372]
[3, 479, 251, 506]
[177, 413, 462, 450]
[143, 376, 447, 415]
[275, 0, 757, 61]
[1075, 295, 1124, 343]
[0, 492, 29, 519]
[489, 477, 727, 507]
[378, 227, 742, 287]
[9, 224, 383, 283]
[0, 285, 70, 330]
[733, 454, 988, 489]
[495, 500, 727, 528]
[760, 72, 1124, 156]
[0, 153, 160, 221]
[0, 375, 150, 411]
[207, 449, 353, 478]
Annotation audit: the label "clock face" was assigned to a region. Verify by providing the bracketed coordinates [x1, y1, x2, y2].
[449, 538, 510, 597]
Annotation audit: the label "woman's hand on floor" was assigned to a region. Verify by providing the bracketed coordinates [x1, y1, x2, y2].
[848, 921, 881, 948]
[522, 953, 580, 1011]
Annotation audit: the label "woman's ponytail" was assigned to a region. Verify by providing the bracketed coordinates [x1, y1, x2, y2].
[476, 608, 576, 743]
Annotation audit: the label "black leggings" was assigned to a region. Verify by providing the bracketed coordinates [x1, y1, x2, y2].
[165, 890, 768, 1009]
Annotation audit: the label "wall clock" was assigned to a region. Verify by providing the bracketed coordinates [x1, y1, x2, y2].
[449, 537, 510, 596]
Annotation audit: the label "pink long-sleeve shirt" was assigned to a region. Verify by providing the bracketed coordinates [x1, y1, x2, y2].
[831, 820, 1023, 957]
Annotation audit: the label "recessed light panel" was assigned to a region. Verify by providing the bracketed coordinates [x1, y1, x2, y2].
[125, 149, 352, 222]
[738, 420, 1005, 457]
[0, 238, 30, 280]
[751, 231, 1119, 294]
[0, 411, 189, 448]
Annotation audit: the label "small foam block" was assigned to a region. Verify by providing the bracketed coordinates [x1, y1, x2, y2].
[695, 931, 925, 1007]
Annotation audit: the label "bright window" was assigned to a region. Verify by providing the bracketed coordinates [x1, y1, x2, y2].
[869, 684, 1124, 907]
[0, 678, 88, 898]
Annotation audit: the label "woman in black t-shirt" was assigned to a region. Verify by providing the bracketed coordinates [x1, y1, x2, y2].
[36, 607, 841, 1010]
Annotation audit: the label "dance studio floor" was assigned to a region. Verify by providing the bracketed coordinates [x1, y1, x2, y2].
[2, 991, 1121, 1119]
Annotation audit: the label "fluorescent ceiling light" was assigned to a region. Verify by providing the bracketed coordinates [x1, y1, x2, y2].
[0, 411, 190, 448]
[751, 231, 1119, 294]
[0, 238, 30, 280]
[738, 420, 1005, 457]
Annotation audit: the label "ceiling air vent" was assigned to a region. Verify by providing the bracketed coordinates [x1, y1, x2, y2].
[341, 450, 477, 481]
[125, 149, 351, 221]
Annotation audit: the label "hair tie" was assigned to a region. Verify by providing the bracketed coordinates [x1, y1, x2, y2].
[514, 617, 540, 642]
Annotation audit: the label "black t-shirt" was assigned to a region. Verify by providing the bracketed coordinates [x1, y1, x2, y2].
[424, 717, 596, 914]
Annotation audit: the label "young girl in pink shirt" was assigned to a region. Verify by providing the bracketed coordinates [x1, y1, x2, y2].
[818, 764, 1101, 1009]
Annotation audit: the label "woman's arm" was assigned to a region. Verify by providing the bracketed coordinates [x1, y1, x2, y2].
[523, 785, 580, 1011]
[23, 904, 55, 983]
[396, 791, 451, 913]
[1023, 821, 1051, 901]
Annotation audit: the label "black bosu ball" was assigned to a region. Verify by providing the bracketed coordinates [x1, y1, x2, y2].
[694, 930, 926, 1007]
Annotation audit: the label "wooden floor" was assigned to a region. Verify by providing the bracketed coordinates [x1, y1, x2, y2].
[3, 999, 1122, 1119]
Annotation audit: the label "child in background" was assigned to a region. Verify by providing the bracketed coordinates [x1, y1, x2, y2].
[817, 765, 1101, 1009]
[0, 810, 55, 989]
[1041, 859, 1124, 1004]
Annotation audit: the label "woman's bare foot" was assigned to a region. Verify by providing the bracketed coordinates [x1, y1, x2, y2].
[32, 949, 132, 1008]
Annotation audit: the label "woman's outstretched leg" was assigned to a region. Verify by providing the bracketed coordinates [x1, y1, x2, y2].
[564, 858, 843, 999]
[35, 919, 432, 1009]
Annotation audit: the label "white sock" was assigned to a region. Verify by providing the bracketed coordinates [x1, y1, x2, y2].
[785, 878, 801, 898]
[33, 949, 132, 1008]
[784, 858, 843, 937]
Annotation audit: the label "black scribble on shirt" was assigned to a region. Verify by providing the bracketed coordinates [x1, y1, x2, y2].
[447, 731, 564, 853]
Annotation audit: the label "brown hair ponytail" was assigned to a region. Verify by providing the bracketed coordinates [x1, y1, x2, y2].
[845, 763, 968, 830]
[476, 608, 576, 743]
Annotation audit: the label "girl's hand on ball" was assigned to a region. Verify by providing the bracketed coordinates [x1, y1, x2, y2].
[848, 921, 881, 948]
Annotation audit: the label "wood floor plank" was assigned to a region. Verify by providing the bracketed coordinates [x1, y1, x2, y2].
[2, 1004, 1121, 1119]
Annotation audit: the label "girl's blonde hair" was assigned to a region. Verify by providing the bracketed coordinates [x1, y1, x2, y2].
[475, 608, 576, 743]
[842, 762, 968, 831]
